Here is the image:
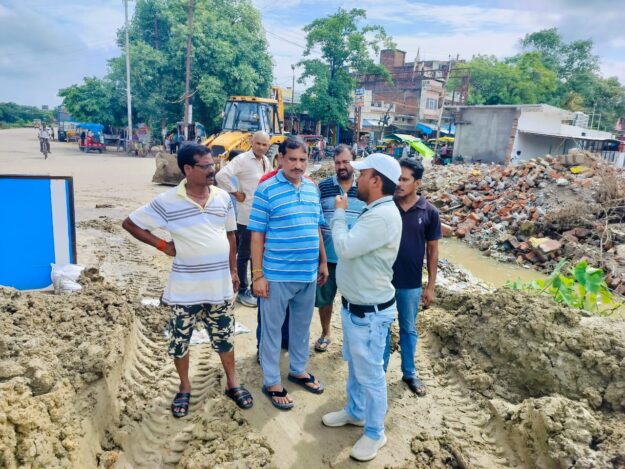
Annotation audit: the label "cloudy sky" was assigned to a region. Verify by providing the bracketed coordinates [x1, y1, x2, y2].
[1, 0, 624, 108]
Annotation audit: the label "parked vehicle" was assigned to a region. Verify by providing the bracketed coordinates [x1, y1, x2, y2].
[58, 121, 79, 142]
[76, 123, 105, 153]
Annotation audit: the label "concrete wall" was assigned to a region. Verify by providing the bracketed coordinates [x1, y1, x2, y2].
[559, 124, 612, 139]
[453, 108, 517, 163]
[513, 132, 571, 160]
[517, 109, 562, 134]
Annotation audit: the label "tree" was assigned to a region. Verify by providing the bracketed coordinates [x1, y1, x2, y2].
[460, 54, 558, 106]
[0, 102, 53, 126]
[519, 28, 625, 130]
[521, 28, 599, 80]
[59, 0, 273, 131]
[298, 8, 393, 130]
[459, 28, 625, 131]
[58, 77, 125, 124]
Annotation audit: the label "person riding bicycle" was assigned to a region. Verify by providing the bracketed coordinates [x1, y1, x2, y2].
[38, 125, 51, 155]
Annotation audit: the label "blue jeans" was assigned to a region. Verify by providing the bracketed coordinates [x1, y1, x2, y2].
[341, 305, 395, 441]
[259, 281, 316, 387]
[383, 288, 422, 378]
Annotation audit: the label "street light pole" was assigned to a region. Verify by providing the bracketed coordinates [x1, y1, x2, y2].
[291, 64, 295, 133]
[124, 0, 132, 151]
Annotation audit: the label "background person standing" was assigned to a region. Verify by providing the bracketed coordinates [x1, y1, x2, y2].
[216, 131, 271, 307]
[383, 157, 441, 396]
[314, 144, 365, 352]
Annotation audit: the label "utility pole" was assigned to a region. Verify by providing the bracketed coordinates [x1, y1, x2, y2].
[589, 102, 596, 129]
[379, 103, 393, 143]
[291, 64, 295, 133]
[433, 56, 453, 156]
[124, 0, 132, 151]
[183, 0, 194, 141]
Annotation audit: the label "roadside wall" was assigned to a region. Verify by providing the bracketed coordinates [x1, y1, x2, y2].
[514, 133, 572, 160]
[453, 107, 516, 163]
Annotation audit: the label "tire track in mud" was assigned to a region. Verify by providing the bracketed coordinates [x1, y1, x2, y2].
[412, 330, 522, 468]
[114, 319, 223, 468]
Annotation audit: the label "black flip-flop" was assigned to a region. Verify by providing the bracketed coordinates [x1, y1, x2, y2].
[262, 385, 294, 410]
[171, 392, 191, 418]
[287, 373, 325, 394]
[402, 376, 427, 396]
[225, 386, 254, 409]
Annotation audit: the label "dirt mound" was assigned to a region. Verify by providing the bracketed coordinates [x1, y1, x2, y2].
[424, 288, 625, 467]
[0, 273, 272, 469]
[0, 274, 134, 468]
[177, 400, 273, 468]
[152, 151, 182, 186]
[492, 395, 617, 468]
[428, 289, 625, 409]
[393, 431, 469, 469]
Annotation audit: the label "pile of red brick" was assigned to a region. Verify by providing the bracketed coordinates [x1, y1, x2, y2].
[427, 153, 625, 294]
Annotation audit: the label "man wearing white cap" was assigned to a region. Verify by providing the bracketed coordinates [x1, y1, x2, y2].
[321, 154, 402, 461]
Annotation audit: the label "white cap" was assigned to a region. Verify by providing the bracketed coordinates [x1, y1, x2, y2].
[351, 153, 401, 183]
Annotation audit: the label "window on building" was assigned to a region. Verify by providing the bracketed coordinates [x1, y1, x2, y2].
[426, 98, 438, 110]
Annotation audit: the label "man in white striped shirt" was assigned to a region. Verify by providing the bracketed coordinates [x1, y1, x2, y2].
[123, 143, 253, 417]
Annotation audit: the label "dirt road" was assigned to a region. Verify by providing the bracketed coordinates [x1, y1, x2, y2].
[1, 128, 623, 469]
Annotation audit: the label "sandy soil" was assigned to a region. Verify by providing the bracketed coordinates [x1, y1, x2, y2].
[1, 128, 624, 469]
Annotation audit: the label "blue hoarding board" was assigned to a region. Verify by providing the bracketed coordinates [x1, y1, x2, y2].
[0, 175, 76, 290]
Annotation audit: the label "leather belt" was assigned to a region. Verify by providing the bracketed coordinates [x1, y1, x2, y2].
[341, 297, 395, 318]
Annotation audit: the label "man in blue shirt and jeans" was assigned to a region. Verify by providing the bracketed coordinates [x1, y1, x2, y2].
[383, 157, 442, 396]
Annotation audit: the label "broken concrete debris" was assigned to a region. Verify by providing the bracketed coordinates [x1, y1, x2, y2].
[423, 152, 625, 293]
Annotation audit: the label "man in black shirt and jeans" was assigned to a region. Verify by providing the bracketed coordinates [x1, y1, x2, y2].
[383, 157, 442, 396]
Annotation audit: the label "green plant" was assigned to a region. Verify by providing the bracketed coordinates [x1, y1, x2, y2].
[507, 259, 621, 315]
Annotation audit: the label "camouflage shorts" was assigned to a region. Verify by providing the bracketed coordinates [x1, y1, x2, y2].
[167, 302, 234, 358]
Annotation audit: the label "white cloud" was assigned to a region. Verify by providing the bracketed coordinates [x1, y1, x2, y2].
[0, 0, 126, 105]
[393, 31, 523, 62]
[357, 0, 559, 34]
[601, 60, 625, 82]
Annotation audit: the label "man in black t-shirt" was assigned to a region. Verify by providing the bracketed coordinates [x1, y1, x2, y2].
[383, 157, 442, 396]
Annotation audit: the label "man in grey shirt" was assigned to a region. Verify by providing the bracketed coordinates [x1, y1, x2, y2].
[322, 154, 402, 462]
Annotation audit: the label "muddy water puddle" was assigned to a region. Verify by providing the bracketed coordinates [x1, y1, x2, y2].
[439, 238, 546, 287]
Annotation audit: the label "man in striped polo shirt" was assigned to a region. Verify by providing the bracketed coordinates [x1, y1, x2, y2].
[122, 143, 253, 417]
[314, 144, 366, 352]
[249, 137, 329, 410]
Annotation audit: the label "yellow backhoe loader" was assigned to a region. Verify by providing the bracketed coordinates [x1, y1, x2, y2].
[153, 87, 286, 185]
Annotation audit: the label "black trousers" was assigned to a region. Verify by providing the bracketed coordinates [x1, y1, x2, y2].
[237, 223, 251, 293]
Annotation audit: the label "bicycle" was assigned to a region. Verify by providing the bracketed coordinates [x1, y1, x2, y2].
[40, 138, 50, 159]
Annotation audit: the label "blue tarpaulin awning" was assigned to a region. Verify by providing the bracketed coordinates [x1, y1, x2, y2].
[349, 118, 378, 128]
[416, 122, 455, 136]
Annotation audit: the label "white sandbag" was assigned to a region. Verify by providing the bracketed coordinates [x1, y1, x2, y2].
[51, 263, 84, 294]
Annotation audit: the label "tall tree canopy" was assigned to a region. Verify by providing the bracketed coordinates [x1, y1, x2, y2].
[58, 0, 273, 132]
[458, 28, 625, 131]
[298, 8, 393, 130]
